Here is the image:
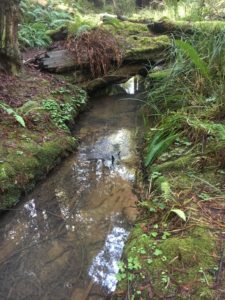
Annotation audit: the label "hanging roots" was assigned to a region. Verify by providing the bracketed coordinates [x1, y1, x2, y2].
[66, 28, 122, 78]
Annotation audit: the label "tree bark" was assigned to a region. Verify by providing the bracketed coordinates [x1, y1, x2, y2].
[0, 0, 21, 74]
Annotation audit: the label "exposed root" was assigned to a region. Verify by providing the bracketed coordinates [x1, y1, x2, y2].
[66, 28, 122, 78]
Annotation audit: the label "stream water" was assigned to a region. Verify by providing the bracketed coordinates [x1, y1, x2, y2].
[0, 77, 143, 300]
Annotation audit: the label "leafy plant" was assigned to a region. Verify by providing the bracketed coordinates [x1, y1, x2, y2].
[19, 0, 73, 48]
[42, 90, 86, 130]
[175, 40, 211, 80]
[145, 114, 185, 166]
[145, 131, 178, 167]
[0, 102, 25, 127]
[19, 23, 51, 48]
[171, 208, 187, 221]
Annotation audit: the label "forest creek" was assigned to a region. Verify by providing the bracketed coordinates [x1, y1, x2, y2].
[1, 1, 225, 299]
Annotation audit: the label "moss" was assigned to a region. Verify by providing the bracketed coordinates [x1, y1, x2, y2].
[149, 19, 225, 35]
[103, 20, 170, 62]
[125, 35, 170, 60]
[121, 226, 216, 299]
[151, 153, 196, 173]
[46, 25, 67, 37]
[103, 20, 148, 35]
[36, 136, 76, 169]
[0, 81, 86, 209]
[153, 227, 214, 269]
[149, 227, 216, 299]
[177, 20, 225, 33]
[148, 68, 172, 80]
[1, 188, 21, 209]
[167, 172, 195, 190]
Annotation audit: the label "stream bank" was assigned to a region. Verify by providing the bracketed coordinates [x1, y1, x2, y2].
[0, 16, 171, 209]
[114, 21, 225, 299]
[0, 70, 88, 209]
[0, 78, 143, 299]
[1, 13, 225, 299]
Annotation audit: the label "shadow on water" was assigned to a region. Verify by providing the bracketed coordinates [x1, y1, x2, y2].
[0, 76, 144, 300]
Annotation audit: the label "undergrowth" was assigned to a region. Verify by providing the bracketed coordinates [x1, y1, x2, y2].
[19, 0, 73, 48]
[115, 15, 225, 300]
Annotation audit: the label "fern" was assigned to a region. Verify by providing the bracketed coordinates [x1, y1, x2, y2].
[102, 16, 121, 28]
[145, 113, 188, 167]
[145, 131, 178, 167]
[175, 40, 211, 80]
[76, 25, 91, 35]
[0, 102, 25, 127]
[187, 118, 225, 140]
[19, 0, 72, 48]
[161, 179, 173, 202]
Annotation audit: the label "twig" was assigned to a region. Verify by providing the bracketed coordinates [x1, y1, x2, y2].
[148, 177, 153, 194]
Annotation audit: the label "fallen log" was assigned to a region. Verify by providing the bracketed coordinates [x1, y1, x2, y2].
[116, 14, 153, 24]
[83, 63, 148, 94]
[37, 50, 78, 72]
[147, 20, 225, 36]
[36, 34, 170, 73]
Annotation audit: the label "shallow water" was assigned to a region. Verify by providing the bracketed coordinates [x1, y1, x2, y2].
[0, 78, 142, 299]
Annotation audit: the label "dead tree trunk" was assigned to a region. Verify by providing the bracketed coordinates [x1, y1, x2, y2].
[0, 0, 21, 74]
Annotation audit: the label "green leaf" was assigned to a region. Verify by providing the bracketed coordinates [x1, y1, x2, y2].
[151, 232, 158, 238]
[15, 115, 26, 127]
[154, 249, 163, 256]
[145, 131, 178, 166]
[0, 102, 26, 127]
[171, 208, 186, 222]
[175, 40, 211, 80]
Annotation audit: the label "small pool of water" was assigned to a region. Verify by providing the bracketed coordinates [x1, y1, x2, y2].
[0, 78, 143, 299]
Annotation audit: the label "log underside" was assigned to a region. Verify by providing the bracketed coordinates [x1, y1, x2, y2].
[84, 63, 148, 94]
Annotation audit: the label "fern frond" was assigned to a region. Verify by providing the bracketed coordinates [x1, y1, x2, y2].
[175, 40, 211, 80]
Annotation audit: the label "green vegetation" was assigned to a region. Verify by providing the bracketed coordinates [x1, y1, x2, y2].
[113, 1, 225, 299]
[0, 102, 25, 128]
[19, 0, 73, 48]
[1, 0, 225, 298]
[42, 87, 86, 131]
[0, 79, 87, 209]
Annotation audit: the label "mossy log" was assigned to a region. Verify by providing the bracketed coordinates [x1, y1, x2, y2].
[148, 20, 225, 36]
[46, 26, 68, 42]
[83, 63, 147, 94]
[37, 34, 170, 73]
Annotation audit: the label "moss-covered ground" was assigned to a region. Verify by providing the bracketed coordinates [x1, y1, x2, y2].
[114, 151, 224, 299]
[0, 69, 87, 209]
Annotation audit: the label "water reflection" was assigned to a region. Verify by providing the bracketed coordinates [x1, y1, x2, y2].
[89, 217, 129, 292]
[0, 88, 142, 299]
[120, 76, 140, 94]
